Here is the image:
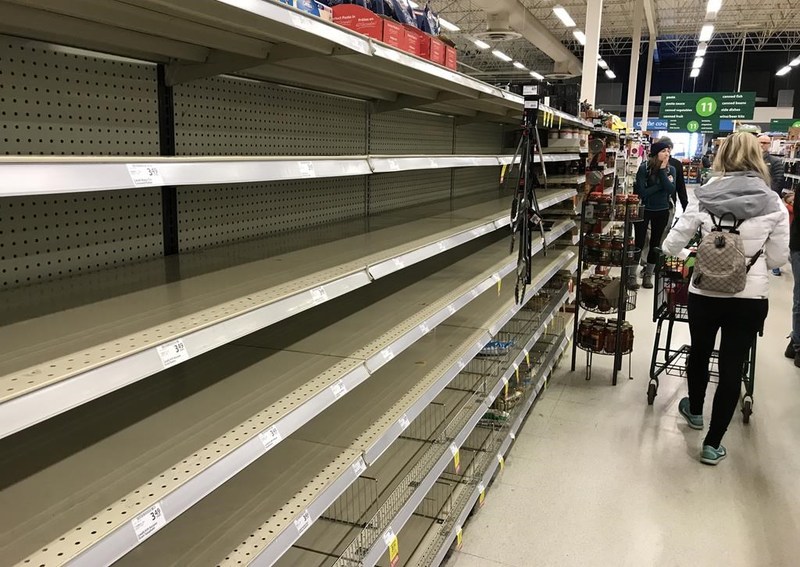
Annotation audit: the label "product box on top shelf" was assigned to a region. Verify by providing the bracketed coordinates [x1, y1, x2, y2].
[428, 36, 446, 64]
[332, 3, 407, 50]
[445, 45, 457, 70]
[403, 24, 428, 56]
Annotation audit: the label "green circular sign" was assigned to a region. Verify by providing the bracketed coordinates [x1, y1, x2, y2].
[696, 97, 717, 117]
[792, 120, 800, 128]
[687, 120, 700, 132]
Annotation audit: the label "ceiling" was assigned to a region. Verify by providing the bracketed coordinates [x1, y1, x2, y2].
[437, 0, 800, 80]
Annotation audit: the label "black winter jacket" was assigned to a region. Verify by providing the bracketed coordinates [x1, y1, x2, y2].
[763, 152, 784, 195]
[669, 156, 688, 211]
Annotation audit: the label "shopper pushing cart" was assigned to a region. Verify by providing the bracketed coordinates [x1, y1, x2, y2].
[658, 132, 789, 466]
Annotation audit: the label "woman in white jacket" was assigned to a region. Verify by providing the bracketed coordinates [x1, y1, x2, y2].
[662, 132, 789, 465]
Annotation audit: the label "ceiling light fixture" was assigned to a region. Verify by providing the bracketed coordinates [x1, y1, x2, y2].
[777, 65, 792, 76]
[696, 42, 707, 57]
[513, 61, 527, 70]
[491, 49, 513, 62]
[472, 38, 491, 50]
[690, 68, 700, 78]
[699, 24, 714, 42]
[573, 30, 587, 45]
[439, 18, 460, 32]
[790, 56, 800, 67]
[530, 71, 544, 80]
[605, 69, 616, 79]
[692, 57, 704, 69]
[598, 59, 609, 70]
[706, 0, 722, 14]
[553, 5, 576, 27]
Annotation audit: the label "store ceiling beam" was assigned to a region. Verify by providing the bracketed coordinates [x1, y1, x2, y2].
[465, 0, 583, 76]
[0, 2, 209, 62]
[643, 0, 658, 38]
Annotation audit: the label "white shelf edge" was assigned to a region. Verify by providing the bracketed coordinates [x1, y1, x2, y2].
[785, 172, 800, 181]
[368, 156, 501, 174]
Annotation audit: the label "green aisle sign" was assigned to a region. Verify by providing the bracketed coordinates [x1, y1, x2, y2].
[667, 117, 720, 133]
[769, 119, 800, 132]
[660, 92, 756, 120]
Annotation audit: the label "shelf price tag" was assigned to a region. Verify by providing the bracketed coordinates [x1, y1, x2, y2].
[310, 286, 328, 305]
[493, 273, 502, 295]
[510, 431, 516, 440]
[438, 241, 448, 252]
[127, 164, 165, 187]
[387, 158, 400, 171]
[331, 380, 347, 400]
[456, 525, 463, 549]
[381, 348, 395, 362]
[450, 443, 461, 473]
[132, 502, 167, 542]
[298, 161, 316, 178]
[352, 455, 367, 476]
[398, 414, 411, 431]
[513, 362, 520, 380]
[525, 350, 531, 366]
[294, 510, 312, 535]
[419, 322, 430, 335]
[258, 426, 282, 450]
[393, 258, 405, 269]
[497, 452, 505, 470]
[383, 528, 400, 567]
[502, 375, 509, 398]
[156, 339, 189, 369]
[478, 483, 486, 507]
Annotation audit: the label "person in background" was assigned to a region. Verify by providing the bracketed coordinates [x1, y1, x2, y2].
[786, 189, 800, 367]
[759, 135, 785, 275]
[663, 132, 789, 465]
[632, 141, 676, 290]
[659, 137, 689, 213]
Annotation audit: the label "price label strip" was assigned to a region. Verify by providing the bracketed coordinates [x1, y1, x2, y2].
[456, 525, 463, 549]
[478, 483, 486, 507]
[502, 375, 509, 398]
[294, 510, 312, 535]
[131, 502, 167, 543]
[450, 443, 460, 474]
[127, 163, 165, 187]
[383, 528, 399, 567]
[497, 452, 505, 470]
[156, 339, 190, 369]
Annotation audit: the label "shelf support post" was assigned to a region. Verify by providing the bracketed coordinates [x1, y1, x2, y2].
[625, 0, 644, 130]
[157, 64, 180, 257]
[580, 0, 604, 106]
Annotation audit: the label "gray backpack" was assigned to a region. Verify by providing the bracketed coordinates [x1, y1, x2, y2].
[692, 213, 762, 294]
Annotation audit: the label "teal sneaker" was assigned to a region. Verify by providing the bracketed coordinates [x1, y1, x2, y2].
[701, 444, 727, 465]
[678, 397, 703, 430]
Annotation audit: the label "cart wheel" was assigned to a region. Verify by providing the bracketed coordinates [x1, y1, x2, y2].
[742, 398, 753, 424]
[647, 381, 657, 405]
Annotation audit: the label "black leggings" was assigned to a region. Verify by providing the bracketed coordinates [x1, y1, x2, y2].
[633, 209, 670, 265]
[687, 293, 768, 448]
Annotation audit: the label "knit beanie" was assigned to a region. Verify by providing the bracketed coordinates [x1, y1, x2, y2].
[650, 141, 669, 157]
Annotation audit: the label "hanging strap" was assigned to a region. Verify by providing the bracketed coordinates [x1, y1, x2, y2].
[709, 212, 743, 232]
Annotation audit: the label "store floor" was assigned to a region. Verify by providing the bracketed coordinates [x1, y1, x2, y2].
[447, 266, 800, 567]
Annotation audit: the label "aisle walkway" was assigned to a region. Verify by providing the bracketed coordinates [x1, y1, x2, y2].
[448, 266, 800, 566]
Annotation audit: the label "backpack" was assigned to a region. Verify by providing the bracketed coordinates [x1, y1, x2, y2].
[692, 212, 762, 294]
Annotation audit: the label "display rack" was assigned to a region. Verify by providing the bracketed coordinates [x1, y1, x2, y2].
[0, 3, 597, 564]
[570, 130, 640, 385]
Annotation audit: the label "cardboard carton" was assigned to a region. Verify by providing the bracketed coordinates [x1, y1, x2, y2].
[445, 46, 457, 70]
[429, 36, 446, 65]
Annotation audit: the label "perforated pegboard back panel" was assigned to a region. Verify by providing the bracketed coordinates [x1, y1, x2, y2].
[0, 35, 159, 156]
[1, 191, 163, 287]
[369, 110, 454, 155]
[177, 177, 367, 251]
[454, 123, 504, 155]
[172, 76, 368, 156]
[453, 167, 502, 198]
[368, 170, 451, 214]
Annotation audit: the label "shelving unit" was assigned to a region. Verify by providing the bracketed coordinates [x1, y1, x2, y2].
[0, 2, 595, 566]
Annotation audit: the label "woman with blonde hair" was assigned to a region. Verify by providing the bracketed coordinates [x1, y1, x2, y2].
[662, 132, 789, 465]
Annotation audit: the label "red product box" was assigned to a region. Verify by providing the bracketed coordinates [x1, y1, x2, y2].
[403, 25, 427, 56]
[332, 4, 382, 40]
[445, 45, 457, 70]
[429, 37, 446, 65]
[382, 18, 408, 51]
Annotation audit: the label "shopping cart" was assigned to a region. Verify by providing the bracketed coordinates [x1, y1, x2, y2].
[647, 254, 759, 423]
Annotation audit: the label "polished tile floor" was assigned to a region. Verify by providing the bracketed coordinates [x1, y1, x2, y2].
[448, 263, 800, 567]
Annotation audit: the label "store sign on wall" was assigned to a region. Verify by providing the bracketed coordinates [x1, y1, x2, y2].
[769, 118, 800, 132]
[660, 92, 755, 132]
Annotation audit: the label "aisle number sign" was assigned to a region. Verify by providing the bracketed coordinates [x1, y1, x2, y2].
[660, 92, 755, 132]
[770, 118, 800, 132]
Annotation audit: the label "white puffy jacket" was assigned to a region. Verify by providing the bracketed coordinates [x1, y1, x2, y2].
[662, 173, 789, 299]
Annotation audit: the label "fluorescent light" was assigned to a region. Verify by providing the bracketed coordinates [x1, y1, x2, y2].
[777, 65, 792, 76]
[573, 30, 586, 45]
[491, 49, 513, 62]
[696, 42, 707, 57]
[605, 69, 616, 79]
[790, 57, 800, 67]
[513, 61, 527, 70]
[598, 59, 609, 70]
[553, 5, 576, 27]
[692, 57, 704, 69]
[699, 24, 714, 42]
[690, 68, 700, 78]
[530, 71, 544, 80]
[439, 18, 460, 32]
[706, 0, 722, 14]
[472, 38, 491, 50]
